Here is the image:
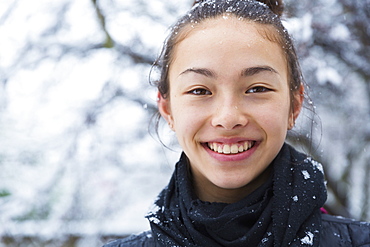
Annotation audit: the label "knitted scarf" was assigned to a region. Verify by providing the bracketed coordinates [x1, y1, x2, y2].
[146, 143, 327, 246]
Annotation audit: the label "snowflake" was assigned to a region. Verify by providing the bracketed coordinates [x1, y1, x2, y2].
[302, 170, 311, 179]
[301, 231, 314, 245]
[306, 157, 324, 174]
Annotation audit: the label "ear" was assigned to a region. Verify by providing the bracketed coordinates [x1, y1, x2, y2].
[157, 91, 175, 131]
[288, 84, 304, 130]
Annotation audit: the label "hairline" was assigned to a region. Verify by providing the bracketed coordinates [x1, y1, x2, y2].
[166, 16, 290, 93]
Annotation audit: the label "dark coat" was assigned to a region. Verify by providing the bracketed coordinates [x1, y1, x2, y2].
[103, 214, 370, 247]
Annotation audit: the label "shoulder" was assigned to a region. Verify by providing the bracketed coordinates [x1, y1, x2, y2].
[321, 213, 370, 246]
[102, 231, 155, 247]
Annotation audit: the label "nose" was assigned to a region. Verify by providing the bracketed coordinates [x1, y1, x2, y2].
[211, 98, 248, 130]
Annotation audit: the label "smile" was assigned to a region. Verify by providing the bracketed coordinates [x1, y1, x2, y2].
[207, 141, 255, 154]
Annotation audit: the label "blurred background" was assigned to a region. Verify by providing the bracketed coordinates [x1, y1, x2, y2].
[0, 0, 369, 246]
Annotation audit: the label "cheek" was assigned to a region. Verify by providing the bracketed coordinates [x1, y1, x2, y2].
[172, 102, 204, 134]
[254, 100, 291, 133]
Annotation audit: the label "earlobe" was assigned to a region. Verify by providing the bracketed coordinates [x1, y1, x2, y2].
[157, 91, 175, 131]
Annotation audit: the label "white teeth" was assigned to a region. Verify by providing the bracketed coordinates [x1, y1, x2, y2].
[231, 144, 239, 154]
[207, 141, 255, 154]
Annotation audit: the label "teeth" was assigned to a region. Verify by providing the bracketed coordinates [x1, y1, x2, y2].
[223, 145, 231, 154]
[213, 143, 218, 151]
[231, 144, 238, 154]
[207, 141, 255, 154]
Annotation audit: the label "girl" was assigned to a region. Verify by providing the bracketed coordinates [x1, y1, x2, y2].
[104, 0, 370, 246]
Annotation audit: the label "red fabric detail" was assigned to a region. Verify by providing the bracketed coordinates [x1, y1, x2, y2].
[320, 207, 328, 214]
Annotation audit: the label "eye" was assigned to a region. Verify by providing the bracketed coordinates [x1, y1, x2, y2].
[187, 88, 212, 95]
[246, 86, 271, 94]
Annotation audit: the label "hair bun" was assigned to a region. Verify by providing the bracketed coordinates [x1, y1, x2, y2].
[192, 0, 284, 17]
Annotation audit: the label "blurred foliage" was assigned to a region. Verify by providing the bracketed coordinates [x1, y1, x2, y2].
[0, 190, 11, 198]
[0, 0, 369, 246]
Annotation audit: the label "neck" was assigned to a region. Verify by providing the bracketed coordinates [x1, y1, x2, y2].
[193, 165, 272, 204]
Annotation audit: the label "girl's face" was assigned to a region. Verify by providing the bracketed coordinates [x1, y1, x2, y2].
[159, 17, 303, 203]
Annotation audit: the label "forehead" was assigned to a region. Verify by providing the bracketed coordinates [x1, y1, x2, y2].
[176, 15, 282, 44]
[171, 16, 285, 62]
[170, 16, 286, 68]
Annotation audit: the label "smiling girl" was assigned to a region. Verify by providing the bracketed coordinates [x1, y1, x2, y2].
[103, 0, 370, 246]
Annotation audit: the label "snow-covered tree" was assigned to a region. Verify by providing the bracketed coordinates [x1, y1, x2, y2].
[0, 0, 368, 245]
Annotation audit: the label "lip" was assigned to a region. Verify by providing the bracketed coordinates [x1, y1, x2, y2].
[202, 138, 259, 162]
[204, 137, 253, 144]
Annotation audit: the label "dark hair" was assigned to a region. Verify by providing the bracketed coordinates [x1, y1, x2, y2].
[153, 0, 302, 99]
[193, 0, 284, 16]
[151, 0, 306, 141]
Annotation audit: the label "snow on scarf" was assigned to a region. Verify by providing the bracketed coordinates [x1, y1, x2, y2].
[146, 143, 327, 246]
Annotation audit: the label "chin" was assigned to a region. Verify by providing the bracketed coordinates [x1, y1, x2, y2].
[213, 177, 253, 190]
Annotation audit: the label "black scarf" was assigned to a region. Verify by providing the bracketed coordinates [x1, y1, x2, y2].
[146, 143, 327, 246]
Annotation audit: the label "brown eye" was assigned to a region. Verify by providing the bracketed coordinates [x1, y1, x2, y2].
[246, 86, 271, 93]
[188, 88, 212, 95]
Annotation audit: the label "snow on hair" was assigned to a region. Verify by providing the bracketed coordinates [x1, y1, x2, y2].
[154, 0, 301, 100]
[192, 0, 284, 17]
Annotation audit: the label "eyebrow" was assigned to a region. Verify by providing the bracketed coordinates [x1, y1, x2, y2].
[179, 66, 278, 78]
[241, 66, 278, 77]
[179, 68, 216, 78]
